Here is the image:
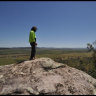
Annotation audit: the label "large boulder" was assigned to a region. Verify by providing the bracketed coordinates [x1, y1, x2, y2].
[0, 57, 96, 95]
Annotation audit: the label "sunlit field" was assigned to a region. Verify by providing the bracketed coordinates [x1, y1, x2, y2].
[0, 47, 96, 79]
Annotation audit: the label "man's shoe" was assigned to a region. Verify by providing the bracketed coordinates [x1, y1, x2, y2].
[29, 58, 32, 60]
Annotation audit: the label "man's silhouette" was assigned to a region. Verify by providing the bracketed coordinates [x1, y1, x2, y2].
[29, 26, 37, 60]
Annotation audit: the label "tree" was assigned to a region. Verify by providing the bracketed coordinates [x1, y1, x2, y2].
[87, 40, 96, 68]
[87, 43, 94, 52]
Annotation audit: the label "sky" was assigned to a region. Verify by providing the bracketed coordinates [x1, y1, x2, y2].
[0, 1, 96, 48]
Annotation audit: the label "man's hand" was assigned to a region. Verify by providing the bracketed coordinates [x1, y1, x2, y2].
[35, 43, 37, 46]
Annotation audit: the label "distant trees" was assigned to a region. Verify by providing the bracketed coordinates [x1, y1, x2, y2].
[87, 43, 94, 52]
[87, 40, 96, 67]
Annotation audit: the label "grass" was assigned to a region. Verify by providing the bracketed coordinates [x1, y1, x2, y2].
[0, 47, 95, 78]
[0, 48, 92, 66]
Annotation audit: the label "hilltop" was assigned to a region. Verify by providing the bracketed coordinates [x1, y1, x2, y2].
[0, 58, 96, 95]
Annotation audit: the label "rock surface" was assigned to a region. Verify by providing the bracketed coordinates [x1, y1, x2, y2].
[0, 57, 96, 95]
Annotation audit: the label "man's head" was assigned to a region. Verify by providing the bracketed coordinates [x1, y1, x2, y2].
[31, 26, 37, 32]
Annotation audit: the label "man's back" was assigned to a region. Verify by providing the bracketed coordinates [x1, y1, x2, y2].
[29, 30, 36, 43]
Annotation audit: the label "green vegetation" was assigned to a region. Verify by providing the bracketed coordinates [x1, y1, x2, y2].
[87, 41, 96, 68]
[0, 47, 95, 79]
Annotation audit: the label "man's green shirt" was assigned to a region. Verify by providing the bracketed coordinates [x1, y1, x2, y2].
[29, 30, 36, 43]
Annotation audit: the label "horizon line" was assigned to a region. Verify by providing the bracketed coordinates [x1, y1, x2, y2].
[0, 46, 87, 49]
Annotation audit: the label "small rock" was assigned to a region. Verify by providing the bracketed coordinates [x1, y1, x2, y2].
[26, 87, 39, 95]
[0, 75, 3, 79]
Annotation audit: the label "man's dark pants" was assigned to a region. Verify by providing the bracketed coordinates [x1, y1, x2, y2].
[30, 42, 36, 60]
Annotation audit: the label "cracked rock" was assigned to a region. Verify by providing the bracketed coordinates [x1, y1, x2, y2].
[0, 58, 96, 95]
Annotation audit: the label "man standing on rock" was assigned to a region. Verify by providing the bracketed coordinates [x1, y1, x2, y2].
[29, 26, 37, 60]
